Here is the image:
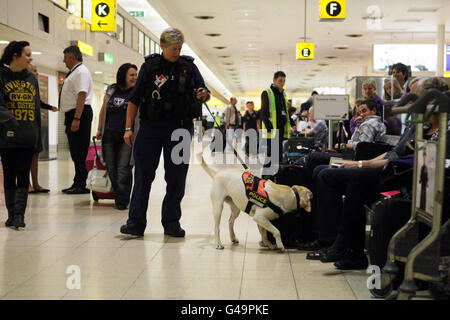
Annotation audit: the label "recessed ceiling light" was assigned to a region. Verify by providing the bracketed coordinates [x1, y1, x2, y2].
[325, 56, 337, 59]
[407, 7, 439, 13]
[394, 19, 422, 23]
[223, 62, 233, 65]
[0, 40, 9, 44]
[218, 55, 230, 58]
[227, 68, 236, 71]
[94, 71, 103, 74]
[205, 33, 221, 37]
[318, 63, 329, 66]
[32, 52, 42, 55]
[345, 34, 363, 38]
[214, 46, 226, 50]
[312, 69, 321, 72]
[334, 45, 349, 50]
[195, 15, 215, 20]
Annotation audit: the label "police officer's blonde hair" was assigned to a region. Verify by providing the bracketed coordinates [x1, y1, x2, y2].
[160, 28, 184, 46]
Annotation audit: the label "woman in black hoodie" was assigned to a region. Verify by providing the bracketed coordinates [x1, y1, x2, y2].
[0, 41, 41, 229]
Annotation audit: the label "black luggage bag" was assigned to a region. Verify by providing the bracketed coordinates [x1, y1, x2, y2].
[267, 210, 309, 248]
[273, 164, 308, 187]
[365, 197, 411, 268]
[267, 165, 313, 247]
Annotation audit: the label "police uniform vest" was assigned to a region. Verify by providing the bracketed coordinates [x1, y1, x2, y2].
[140, 54, 201, 123]
[261, 87, 291, 139]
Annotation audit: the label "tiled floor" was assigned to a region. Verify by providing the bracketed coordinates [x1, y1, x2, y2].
[0, 141, 434, 300]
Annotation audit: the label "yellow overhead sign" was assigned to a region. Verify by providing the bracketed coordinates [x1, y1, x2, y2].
[296, 43, 315, 60]
[319, 0, 346, 21]
[91, 0, 117, 32]
[76, 41, 94, 56]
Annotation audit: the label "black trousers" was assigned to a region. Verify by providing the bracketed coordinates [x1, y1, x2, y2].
[127, 121, 192, 232]
[65, 105, 93, 188]
[262, 128, 285, 177]
[0, 147, 34, 189]
[315, 165, 382, 252]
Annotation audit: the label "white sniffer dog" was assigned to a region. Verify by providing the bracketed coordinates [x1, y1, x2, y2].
[199, 154, 312, 252]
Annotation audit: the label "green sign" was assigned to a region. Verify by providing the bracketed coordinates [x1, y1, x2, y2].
[129, 11, 144, 17]
[104, 53, 114, 64]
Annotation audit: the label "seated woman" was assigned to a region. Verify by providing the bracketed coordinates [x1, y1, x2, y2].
[96, 63, 138, 210]
[383, 78, 403, 135]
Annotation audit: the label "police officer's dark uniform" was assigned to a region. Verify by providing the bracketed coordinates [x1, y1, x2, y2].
[121, 53, 209, 237]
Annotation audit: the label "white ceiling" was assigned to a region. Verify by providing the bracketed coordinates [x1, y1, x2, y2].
[145, 0, 450, 98]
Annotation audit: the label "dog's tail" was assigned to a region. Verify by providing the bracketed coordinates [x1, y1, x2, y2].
[196, 152, 218, 178]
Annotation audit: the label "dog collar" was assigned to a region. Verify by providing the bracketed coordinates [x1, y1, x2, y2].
[291, 187, 301, 211]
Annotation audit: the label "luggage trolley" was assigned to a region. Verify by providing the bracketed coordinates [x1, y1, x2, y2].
[375, 89, 450, 300]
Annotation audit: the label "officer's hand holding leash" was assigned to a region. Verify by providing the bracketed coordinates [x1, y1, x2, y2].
[195, 87, 209, 102]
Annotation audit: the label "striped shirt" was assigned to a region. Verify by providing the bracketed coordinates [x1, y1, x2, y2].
[348, 116, 386, 149]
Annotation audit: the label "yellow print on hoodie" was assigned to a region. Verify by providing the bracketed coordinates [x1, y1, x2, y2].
[3, 80, 37, 121]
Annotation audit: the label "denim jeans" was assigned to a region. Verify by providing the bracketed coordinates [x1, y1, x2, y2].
[102, 129, 133, 206]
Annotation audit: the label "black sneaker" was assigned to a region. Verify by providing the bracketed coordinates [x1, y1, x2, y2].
[120, 224, 144, 237]
[334, 250, 368, 270]
[62, 185, 76, 193]
[164, 225, 185, 238]
[116, 204, 128, 210]
[65, 187, 90, 195]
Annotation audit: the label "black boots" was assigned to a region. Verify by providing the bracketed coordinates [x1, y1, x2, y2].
[4, 189, 15, 227]
[7, 187, 28, 229]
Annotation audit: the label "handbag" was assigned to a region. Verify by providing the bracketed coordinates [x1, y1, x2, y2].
[86, 137, 112, 193]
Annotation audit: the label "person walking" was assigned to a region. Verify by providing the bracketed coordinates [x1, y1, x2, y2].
[59, 45, 93, 194]
[0, 41, 41, 228]
[96, 63, 138, 210]
[120, 28, 210, 237]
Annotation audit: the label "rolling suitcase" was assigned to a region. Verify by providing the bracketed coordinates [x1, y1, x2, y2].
[85, 137, 115, 201]
[365, 197, 411, 268]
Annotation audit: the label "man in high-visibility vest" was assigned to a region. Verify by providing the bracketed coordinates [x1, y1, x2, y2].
[260, 71, 291, 178]
[213, 112, 222, 128]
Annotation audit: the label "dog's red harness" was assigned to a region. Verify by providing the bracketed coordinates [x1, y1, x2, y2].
[242, 172, 283, 216]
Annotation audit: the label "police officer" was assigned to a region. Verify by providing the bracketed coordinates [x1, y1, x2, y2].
[120, 28, 210, 237]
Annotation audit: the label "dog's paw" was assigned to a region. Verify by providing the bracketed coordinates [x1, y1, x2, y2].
[216, 244, 224, 250]
[259, 241, 268, 248]
[278, 247, 286, 253]
[268, 243, 277, 250]
[231, 238, 239, 245]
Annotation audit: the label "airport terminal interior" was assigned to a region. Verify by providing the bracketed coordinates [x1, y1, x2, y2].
[0, 0, 449, 300]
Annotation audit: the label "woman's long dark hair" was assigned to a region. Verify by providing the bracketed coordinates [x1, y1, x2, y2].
[1, 41, 30, 65]
[116, 63, 137, 89]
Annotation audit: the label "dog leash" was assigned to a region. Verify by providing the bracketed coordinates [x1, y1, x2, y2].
[203, 102, 249, 170]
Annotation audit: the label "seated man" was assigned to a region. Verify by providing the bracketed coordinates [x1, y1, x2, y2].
[337, 100, 386, 151]
[309, 76, 448, 270]
[299, 106, 328, 149]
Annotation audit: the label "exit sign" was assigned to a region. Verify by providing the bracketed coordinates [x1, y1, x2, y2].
[99, 52, 114, 64]
[129, 11, 144, 17]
